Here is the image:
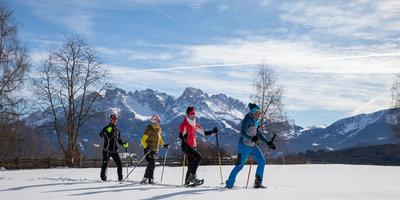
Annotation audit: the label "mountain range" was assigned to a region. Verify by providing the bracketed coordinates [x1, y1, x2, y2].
[26, 87, 395, 157]
[286, 109, 393, 153]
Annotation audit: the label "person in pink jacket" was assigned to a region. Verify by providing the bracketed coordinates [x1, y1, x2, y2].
[179, 106, 218, 186]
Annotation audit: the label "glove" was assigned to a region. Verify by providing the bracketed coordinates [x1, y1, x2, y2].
[164, 144, 170, 149]
[150, 151, 158, 159]
[146, 146, 152, 152]
[99, 132, 104, 137]
[123, 142, 128, 148]
[251, 135, 259, 143]
[212, 127, 218, 134]
[267, 141, 276, 150]
[106, 126, 112, 133]
[179, 133, 188, 141]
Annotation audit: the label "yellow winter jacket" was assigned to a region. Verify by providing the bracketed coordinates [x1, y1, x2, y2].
[141, 124, 165, 152]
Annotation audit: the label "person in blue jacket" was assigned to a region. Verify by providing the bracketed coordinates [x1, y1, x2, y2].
[225, 103, 276, 189]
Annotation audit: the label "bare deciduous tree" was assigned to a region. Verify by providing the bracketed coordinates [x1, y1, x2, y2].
[390, 73, 400, 141]
[0, 1, 30, 160]
[33, 34, 109, 167]
[251, 64, 288, 149]
[0, 2, 29, 121]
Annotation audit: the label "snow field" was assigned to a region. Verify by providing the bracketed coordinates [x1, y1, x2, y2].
[0, 164, 399, 200]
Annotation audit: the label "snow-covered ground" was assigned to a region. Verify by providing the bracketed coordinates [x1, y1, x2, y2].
[1, 164, 399, 200]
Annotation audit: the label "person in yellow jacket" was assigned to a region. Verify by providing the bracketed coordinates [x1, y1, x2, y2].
[140, 114, 169, 184]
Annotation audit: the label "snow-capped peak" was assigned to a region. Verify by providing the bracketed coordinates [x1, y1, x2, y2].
[329, 109, 388, 135]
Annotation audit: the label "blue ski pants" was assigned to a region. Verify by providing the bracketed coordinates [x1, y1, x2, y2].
[225, 143, 265, 187]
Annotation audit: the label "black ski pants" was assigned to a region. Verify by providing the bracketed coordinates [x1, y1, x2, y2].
[144, 148, 156, 179]
[100, 150, 122, 180]
[181, 142, 202, 180]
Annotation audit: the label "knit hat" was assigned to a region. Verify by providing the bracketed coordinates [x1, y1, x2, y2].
[151, 114, 161, 124]
[248, 103, 261, 114]
[110, 114, 118, 121]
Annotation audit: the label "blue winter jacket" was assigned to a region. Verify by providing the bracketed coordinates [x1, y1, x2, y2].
[239, 113, 270, 147]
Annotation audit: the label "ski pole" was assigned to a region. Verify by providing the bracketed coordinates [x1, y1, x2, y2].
[122, 151, 150, 182]
[215, 131, 223, 185]
[181, 153, 186, 187]
[246, 145, 256, 189]
[105, 149, 109, 179]
[160, 148, 169, 182]
[125, 147, 128, 180]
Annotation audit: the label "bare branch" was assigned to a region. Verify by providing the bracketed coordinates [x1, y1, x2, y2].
[251, 63, 289, 151]
[32, 34, 109, 167]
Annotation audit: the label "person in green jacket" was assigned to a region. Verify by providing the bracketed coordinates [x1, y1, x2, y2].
[140, 114, 169, 184]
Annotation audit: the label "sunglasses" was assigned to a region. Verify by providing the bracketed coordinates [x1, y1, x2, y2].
[189, 115, 196, 119]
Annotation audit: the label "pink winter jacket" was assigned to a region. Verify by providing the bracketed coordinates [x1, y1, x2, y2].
[179, 116, 205, 147]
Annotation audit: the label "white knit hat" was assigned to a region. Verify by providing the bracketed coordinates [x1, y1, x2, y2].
[151, 114, 161, 124]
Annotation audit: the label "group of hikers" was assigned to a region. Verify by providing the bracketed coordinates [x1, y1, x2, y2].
[99, 103, 276, 189]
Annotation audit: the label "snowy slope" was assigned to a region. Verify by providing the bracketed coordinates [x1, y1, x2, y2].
[0, 165, 399, 200]
[94, 87, 247, 125]
[287, 109, 392, 153]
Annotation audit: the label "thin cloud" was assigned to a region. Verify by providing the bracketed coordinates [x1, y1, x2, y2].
[178, 37, 400, 74]
[218, 5, 229, 12]
[20, 0, 96, 35]
[110, 62, 256, 73]
[280, 0, 400, 40]
[129, 53, 173, 61]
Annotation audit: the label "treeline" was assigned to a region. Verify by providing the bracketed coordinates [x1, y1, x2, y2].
[273, 144, 400, 166]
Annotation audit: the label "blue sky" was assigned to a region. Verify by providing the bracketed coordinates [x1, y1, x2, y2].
[9, 0, 400, 127]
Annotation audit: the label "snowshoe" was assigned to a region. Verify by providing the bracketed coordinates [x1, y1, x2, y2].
[184, 179, 191, 186]
[185, 179, 204, 187]
[185, 174, 204, 187]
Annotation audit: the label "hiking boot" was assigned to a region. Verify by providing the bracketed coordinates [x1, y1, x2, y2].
[185, 179, 191, 186]
[254, 182, 266, 188]
[148, 178, 156, 185]
[188, 173, 202, 185]
[118, 176, 123, 182]
[101, 175, 107, 181]
[254, 175, 266, 189]
[225, 185, 233, 189]
[140, 177, 148, 184]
